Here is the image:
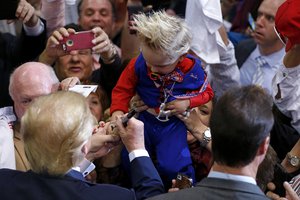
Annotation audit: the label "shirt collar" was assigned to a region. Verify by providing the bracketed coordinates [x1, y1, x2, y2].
[251, 46, 285, 69]
[208, 171, 257, 185]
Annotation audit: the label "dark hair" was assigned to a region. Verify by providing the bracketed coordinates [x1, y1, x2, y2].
[210, 85, 274, 167]
[77, 0, 116, 21]
[82, 80, 110, 118]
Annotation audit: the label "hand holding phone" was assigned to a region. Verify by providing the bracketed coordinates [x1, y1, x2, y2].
[174, 173, 193, 189]
[60, 31, 95, 52]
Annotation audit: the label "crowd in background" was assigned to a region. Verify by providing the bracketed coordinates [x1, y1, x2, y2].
[0, 0, 300, 199]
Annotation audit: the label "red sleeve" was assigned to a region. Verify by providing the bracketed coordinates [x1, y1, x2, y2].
[189, 83, 214, 108]
[110, 58, 138, 115]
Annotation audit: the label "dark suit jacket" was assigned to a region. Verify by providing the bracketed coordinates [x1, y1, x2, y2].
[235, 38, 257, 69]
[0, 0, 19, 20]
[0, 19, 47, 107]
[148, 177, 269, 200]
[0, 157, 164, 200]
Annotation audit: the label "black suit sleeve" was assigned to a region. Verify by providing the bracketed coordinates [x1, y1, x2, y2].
[130, 157, 165, 200]
[235, 38, 256, 69]
[0, 18, 47, 107]
[0, 0, 19, 19]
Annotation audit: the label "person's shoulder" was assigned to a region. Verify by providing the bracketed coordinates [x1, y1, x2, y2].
[147, 187, 202, 200]
[236, 38, 256, 51]
[0, 168, 25, 181]
[235, 38, 257, 68]
[84, 183, 135, 200]
[197, 177, 269, 200]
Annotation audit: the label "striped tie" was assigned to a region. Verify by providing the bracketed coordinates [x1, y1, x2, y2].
[252, 56, 267, 86]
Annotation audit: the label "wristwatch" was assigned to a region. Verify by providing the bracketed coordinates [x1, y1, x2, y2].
[201, 128, 211, 147]
[286, 152, 300, 167]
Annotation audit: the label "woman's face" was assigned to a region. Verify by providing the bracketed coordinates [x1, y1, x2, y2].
[197, 100, 213, 127]
[187, 100, 213, 144]
[87, 93, 103, 122]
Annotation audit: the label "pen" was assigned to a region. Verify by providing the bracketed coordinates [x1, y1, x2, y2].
[121, 109, 137, 127]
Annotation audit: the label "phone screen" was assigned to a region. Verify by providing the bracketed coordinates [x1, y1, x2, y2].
[248, 13, 256, 31]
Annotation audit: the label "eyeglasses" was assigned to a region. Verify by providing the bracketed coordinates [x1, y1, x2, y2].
[274, 26, 287, 45]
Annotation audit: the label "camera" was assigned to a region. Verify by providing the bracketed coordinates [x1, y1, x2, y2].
[61, 31, 95, 52]
[174, 173, 193, 189]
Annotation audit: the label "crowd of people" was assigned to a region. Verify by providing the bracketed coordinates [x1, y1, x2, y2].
[0, 0, 300, 199]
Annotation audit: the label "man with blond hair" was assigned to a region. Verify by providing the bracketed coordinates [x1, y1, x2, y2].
[0, 91, 164, 200]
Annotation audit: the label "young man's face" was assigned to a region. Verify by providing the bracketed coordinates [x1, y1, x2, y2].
[254, 0, 284, 47]
[141, 44, 180, 75]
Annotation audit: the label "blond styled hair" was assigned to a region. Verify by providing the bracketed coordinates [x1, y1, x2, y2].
[21, 91, 96, 176]
[134, 11, 192, 60]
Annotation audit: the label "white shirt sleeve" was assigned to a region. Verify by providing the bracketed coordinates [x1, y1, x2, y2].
[208, 38, 241, 99]
[0, 120, 16, 169]
[128, 149, 149, 162]
[272, 64, 300, 134]
[23, 18, 44, 36]
[72, 158, 95, 177]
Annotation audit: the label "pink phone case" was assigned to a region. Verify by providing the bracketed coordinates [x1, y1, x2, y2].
[61, 31, 94, 51]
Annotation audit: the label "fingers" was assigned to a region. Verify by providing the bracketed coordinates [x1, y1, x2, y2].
[267, 182, 277, 191]
[130, 95, 148, 112]
[266, 191, 282, 200]
[53, 28, 71, 41]
[59, 77, 81, 91]
[283, 181, 299, 200]
[15, 0, 35, 23]
[91, 27, 111, 54]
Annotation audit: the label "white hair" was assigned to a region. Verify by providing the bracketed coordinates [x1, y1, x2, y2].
[134, 11, 192, 60]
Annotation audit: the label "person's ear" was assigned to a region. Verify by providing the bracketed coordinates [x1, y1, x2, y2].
[81, 140, 90, 156]
[257, 136, 270, 156]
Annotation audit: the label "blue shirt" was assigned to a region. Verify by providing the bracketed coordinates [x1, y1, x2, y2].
[240, 46, 285, 94]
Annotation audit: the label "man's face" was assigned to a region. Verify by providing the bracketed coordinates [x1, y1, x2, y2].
[253, 0, 283, 47]
[78, 0, 115, 38]
[13, 80, 53, 119]
[55, 49, 93, 81]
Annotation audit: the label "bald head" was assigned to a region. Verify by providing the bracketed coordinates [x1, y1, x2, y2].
[9, 62, 59, 119]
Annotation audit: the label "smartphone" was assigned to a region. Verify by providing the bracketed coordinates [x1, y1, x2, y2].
[248, 13, 256, 31]
[174, 173, 193, 190]
[61, 31, 94, 52]
[127, 4, 143, 34]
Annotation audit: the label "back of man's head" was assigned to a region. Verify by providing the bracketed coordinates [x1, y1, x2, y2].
[210, 85, 274, 167]
[21, 91, 96, 176]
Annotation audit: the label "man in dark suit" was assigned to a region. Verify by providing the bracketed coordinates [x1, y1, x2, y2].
[0, 0, 47, 107]
[0, 91, 164, 200]
[148, 85, 274, 200]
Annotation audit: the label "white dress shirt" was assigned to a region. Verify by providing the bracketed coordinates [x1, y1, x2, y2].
[207, 35, 240, 99]
[0, 107, 16, 169]
[272, 63, 300, 134]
